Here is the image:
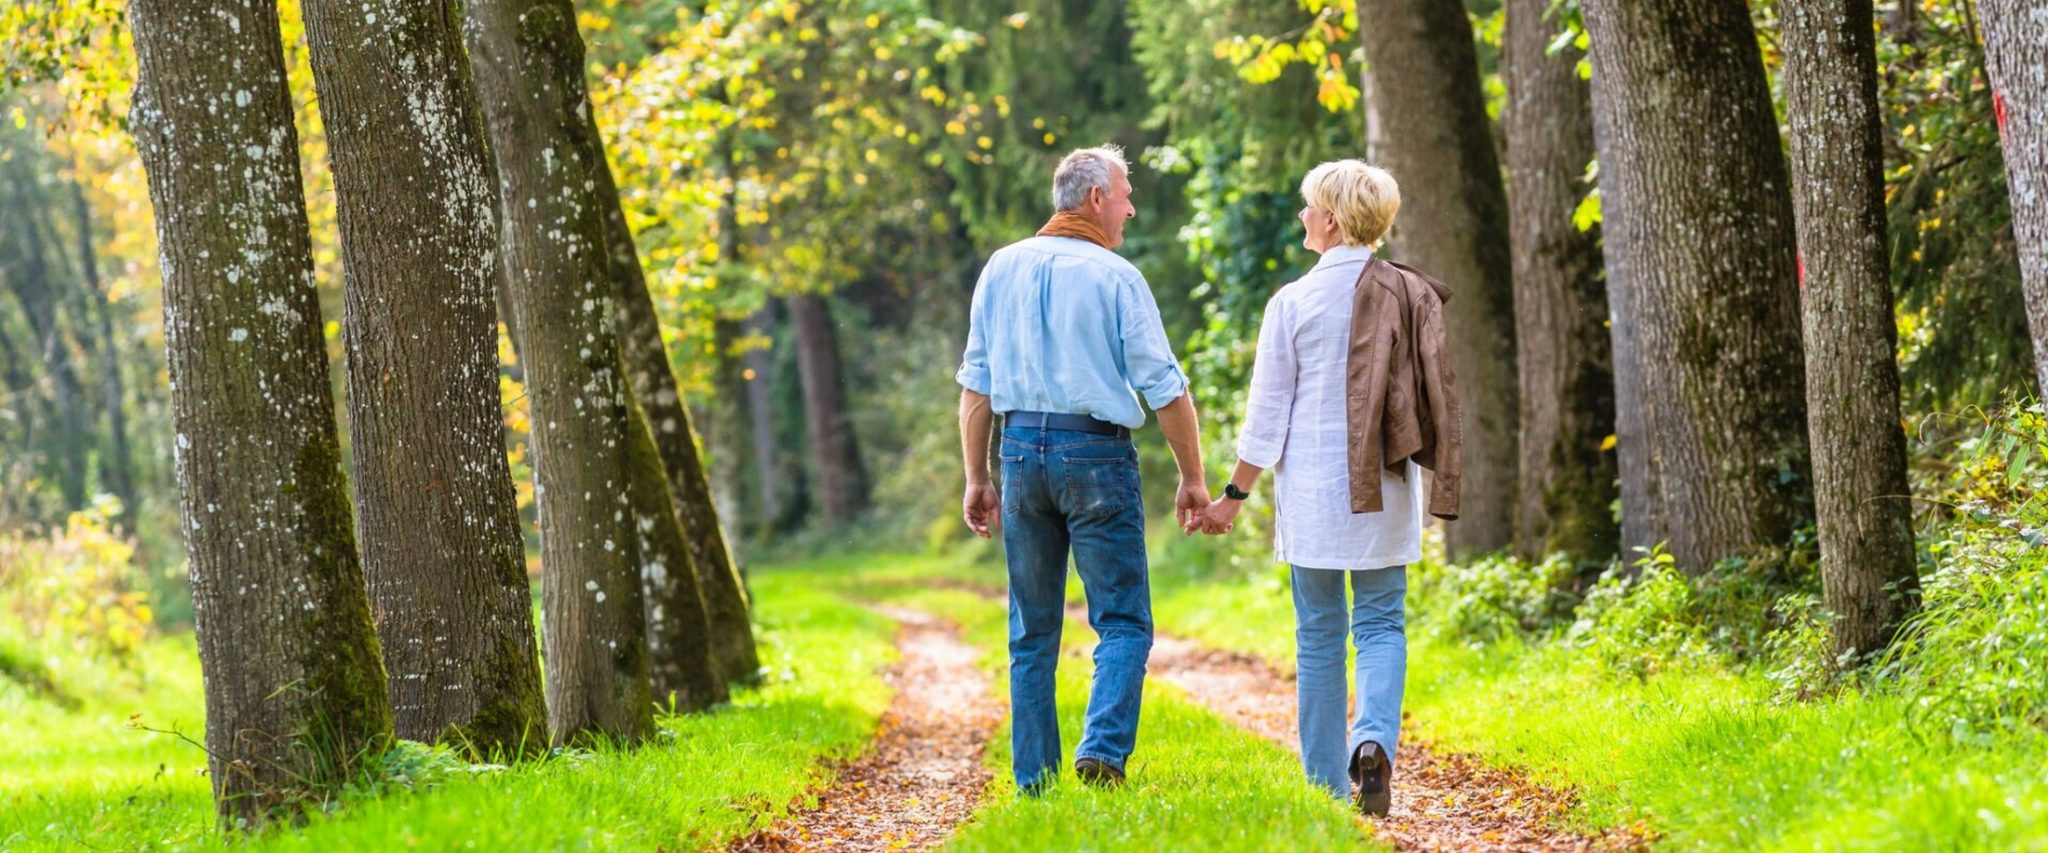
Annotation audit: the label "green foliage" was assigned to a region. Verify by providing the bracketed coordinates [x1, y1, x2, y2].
[0, 498, 153, 667]
[1883, 402, 2047, 742]
[1411, 552, 1578, 646]
[1564, 552, 1717, 679]
[1881, 8, 2037, 409]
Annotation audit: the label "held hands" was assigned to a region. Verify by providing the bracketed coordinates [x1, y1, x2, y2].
[1194, 493, 1243, 535]
[1174, 478, 1211, 535]
[962, 481, 1000, 538]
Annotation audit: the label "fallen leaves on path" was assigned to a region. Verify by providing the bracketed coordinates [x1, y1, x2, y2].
[730, 606, 1000, 853]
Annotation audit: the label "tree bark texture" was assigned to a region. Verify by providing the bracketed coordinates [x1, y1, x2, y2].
[1504, 0, 1618, 567]
[624, 388, 729, 711]
[1356, 0, 1520, 559]
[464, 0, 654, 745]
[128, 0, 391, 825]
[788, 292, 870, 525]
[1979, 0, 2048, 393]
[300, 0, 546, 754]
[1781, 0, 1921, 658]
[594, 130, 761, 685]
[1581, 0, 1815, 572]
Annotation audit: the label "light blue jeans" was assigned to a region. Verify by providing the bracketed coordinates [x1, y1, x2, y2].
[1292, 564, 1407, 798]
[999, 427, 1153, 792]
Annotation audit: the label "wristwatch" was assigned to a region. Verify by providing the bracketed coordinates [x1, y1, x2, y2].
[1223, 482, 1252, 501]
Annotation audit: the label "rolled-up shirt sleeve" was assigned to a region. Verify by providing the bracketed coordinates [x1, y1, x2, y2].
[1117, 274, 1190, 409]
[956, 264, 993, 395]
[1235, 293, 1297, 469]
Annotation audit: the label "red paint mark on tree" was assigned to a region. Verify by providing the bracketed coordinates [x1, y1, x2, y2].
[1797, 252, 1806, 288]
[1995, 90, 2010, 138]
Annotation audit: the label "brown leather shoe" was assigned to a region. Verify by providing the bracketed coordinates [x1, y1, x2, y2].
[1075, 757, 1126, 788]
[1350, 742, 1392, 817]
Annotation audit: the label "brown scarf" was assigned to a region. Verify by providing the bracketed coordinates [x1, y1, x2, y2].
[1036, 211, 1114, 249]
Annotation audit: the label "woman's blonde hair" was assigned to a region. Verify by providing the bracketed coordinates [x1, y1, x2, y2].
[1299, 160, 1400, 247]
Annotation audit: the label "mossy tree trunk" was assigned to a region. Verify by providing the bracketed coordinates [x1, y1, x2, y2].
[1581, 0, 1816, 571]
[1504, 0, 1618, 568]
[129, 0, 391, 826]
[1978, 0, 2048, 393]
[300, 0, 548, 756]
[464, 0, 654, 744]
[624, 388, 729, 710]
[592, 121, 761, 686]
[1356, 0, 1520, 559]
[1782, 0, 1921, 659]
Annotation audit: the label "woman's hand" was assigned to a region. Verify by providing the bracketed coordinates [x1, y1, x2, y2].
[1199, 496, 1243, 535]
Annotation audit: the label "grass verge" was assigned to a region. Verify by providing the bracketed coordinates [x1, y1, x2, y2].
[0, 572, 896, 850]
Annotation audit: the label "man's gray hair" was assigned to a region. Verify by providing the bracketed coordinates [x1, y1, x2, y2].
[1051, 145, 1128, 212]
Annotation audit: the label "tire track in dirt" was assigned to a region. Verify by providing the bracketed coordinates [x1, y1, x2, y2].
[730, 605, 1000, 852]
[919, 577, 1646, 851]
[1144, 633, 1649, 852]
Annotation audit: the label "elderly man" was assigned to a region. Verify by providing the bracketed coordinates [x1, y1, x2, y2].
[957, 145, 1210, 793]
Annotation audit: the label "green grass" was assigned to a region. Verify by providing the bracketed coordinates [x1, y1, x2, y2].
[789, 553, 1380, 852]
[0, 573, 897, 851]
[1129, 540, 2048, 850]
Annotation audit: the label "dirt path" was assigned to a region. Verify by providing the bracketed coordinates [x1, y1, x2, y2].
[731, 606, 1000, 852]
[1145, 633, 1648, 852]
[919, 579, 1640, 851]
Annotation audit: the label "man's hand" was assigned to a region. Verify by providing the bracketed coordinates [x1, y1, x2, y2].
[1198, 496, 1243, 535]
[963, 481, 1000, 538]
[1175, 478, 1211, 534]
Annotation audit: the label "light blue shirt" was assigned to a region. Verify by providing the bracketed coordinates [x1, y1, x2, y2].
[956, 236, 1190, 429]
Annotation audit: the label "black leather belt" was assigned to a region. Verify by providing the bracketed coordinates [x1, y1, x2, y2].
[1005, 411, 1131, 439]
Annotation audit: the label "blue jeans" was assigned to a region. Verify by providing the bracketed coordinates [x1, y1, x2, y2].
[1292, 564, 1407, 798]
[999, 427, 1153, 792]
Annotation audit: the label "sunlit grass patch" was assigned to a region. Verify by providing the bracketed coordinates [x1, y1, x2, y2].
[0, 572, 897, 851]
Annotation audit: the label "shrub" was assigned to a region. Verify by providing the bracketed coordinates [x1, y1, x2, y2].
[0, 497, 155, 666]
[1410, 551, 1578, 646]
[1564, 547, 1716, 678]
[1882, 402, 2046, 742]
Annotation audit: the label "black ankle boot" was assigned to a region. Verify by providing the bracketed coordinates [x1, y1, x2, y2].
[1348, 741, 1392, 817]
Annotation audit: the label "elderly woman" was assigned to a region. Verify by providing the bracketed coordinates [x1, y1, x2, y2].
[1197, 160, 1422, 815]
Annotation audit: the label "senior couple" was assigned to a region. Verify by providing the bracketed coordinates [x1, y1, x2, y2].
[956, 146, 1459, 815]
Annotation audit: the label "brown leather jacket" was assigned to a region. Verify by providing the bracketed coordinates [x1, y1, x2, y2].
[1345, 258, 1462, 520]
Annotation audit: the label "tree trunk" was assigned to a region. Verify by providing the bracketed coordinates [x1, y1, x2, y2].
[1504, 0, 1617, 567]
[1782, 0, 1921, 659]
[1580, 0, 1814, 572]
[742, 300, 796, 529]
[1356, 0, 1519, 559]
[464, 0, 654, 745]
[128, 0, 391, 826]
[1979, 0, 2048, 393]
[70, 174, 138, 517]
[301, 0, 547, 754]
[593, 123, 761, 686]
[625, 387, 729, 711]
[789, 292, 870, 525]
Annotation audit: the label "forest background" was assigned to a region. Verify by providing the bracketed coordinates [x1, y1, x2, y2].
[1, 0, 2046, 844]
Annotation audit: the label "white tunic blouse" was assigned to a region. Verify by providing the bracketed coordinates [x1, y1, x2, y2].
[1234, 245, 1424, 571]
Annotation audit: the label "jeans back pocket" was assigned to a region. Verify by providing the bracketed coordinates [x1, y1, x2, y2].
[1060, 451, 1134, 518]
